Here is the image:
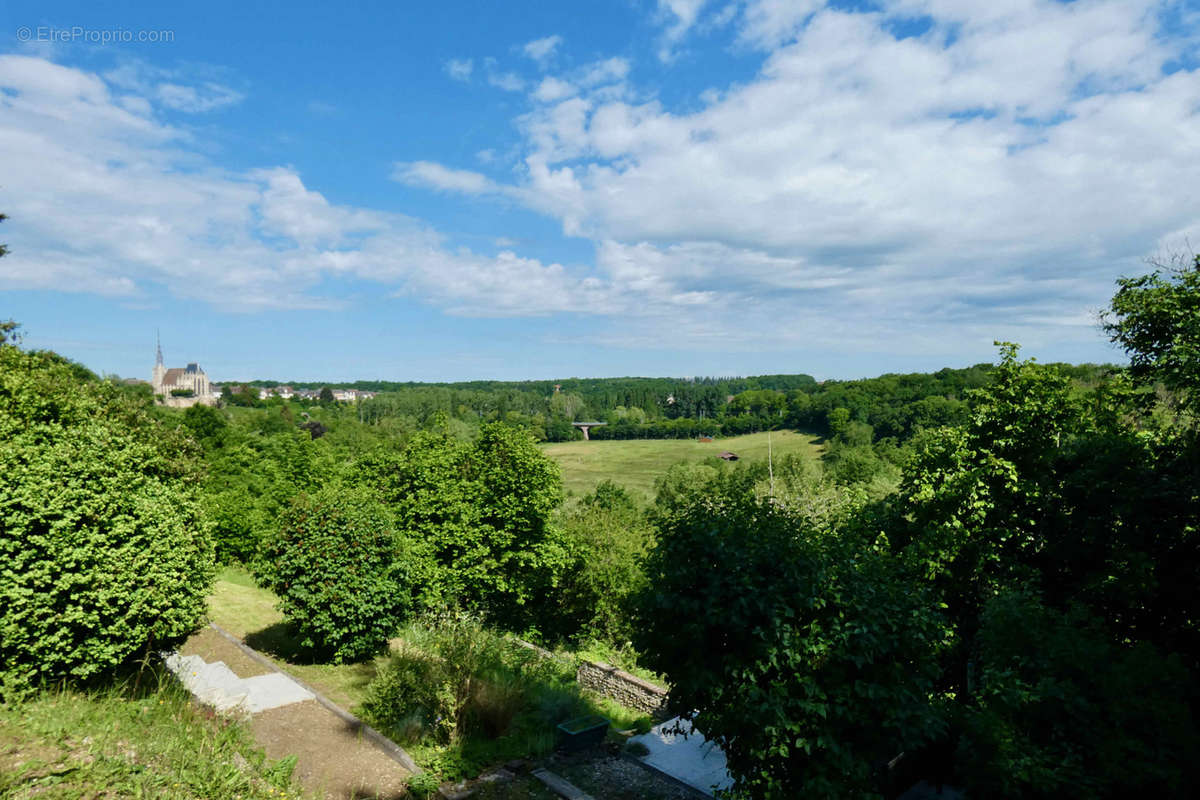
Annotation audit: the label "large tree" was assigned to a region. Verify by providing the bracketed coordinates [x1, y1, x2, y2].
[357, 421, 565, 625]
[1104, 253, 1200, 418]
[0, 342, 214, 692]
[637, 260, 1200, 798]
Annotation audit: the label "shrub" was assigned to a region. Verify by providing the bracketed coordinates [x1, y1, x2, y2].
[259, 487, 412, 663]
[357, 423, 567, 625]
[552, 481, 653, 645]
[0, 346, 214, 692]
[361, 612, 588, 761]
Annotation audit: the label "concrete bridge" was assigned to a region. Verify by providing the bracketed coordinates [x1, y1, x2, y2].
[571, 421, 608, 440]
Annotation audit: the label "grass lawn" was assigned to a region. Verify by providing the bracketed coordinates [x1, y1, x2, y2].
[541, 428, 823, 502]
[208, 566, 384, 712]
[0, 679, 309, 800]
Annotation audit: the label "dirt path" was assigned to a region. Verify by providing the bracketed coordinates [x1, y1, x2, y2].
[179, 628, 412, 800]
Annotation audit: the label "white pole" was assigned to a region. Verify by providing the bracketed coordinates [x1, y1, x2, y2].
[768, 429, 775, 497]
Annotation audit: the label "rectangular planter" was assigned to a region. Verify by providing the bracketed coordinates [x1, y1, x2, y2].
[556, 714, 609, 752]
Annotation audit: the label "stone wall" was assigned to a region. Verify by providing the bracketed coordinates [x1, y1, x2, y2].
[576, 660, 671, 719]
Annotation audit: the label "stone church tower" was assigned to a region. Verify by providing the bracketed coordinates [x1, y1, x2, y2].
[152, 331, 166, 392]
[152, 333, 216, 408]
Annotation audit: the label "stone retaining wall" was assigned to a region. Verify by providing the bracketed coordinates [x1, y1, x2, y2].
[576, 660, 671, 719]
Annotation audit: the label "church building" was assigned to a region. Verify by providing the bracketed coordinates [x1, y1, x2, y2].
[152, 336, 217, 407]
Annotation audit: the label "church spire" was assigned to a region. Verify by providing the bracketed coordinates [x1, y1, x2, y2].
[155, 329, 164, 368]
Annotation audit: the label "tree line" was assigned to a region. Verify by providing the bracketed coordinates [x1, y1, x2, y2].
[3, 245, 1198, 797]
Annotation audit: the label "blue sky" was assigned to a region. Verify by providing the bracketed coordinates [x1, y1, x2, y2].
[1, 1, 1198, 382]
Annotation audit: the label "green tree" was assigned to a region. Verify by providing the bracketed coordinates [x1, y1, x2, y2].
[182, 402, 227, 445]
[259, 487, 412, 663]
[358, 422, 565, 624]
[637, 479, 946, 799]
[554, 481, 653, 644]
[1103, 253, 1200, 418]
[0, 319, 20, 347]
[0, 343, 214, 691]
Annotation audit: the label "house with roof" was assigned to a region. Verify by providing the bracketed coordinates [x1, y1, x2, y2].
[151, 336, 218, 408]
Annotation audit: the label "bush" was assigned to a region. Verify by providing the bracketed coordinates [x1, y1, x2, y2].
[552, 481, 653, 645]
[0, 346, 214, 692]
[258, 487, 412, 662]
[361, 613, 590, 772]
[356, 423, 566, 625]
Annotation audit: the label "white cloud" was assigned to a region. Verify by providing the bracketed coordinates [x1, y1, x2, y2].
[6, 1, 1200, 364]
[392, 161, 498, 195]
[154, 81, 244, 112]
[578, 57, 630, 88]
[445, 58, 473, 82]
[487, 70, 525, 92]
[657, 0, 710, 61]
[737, 0, 823, 49]
[532, 76, 577, 103]
[0, 55, 608, 316]
[103, 60, 245, 113]
[407, 0, 1200, 355]
[522, 35, 563, 66]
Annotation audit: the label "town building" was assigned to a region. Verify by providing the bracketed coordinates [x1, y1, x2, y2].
[151, 336, 218, 408]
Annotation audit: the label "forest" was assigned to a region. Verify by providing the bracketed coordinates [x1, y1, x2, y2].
[2, 256, 1199, 799]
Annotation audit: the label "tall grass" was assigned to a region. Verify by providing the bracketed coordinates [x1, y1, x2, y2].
[0, 671, 308, 799]
[361, 612, 652, 781]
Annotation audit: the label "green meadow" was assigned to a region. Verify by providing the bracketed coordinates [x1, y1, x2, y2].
[541, 429, 824, 502]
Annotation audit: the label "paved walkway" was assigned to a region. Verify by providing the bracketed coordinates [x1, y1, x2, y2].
[628, 717, 732, 798]
[168, 626, 413, 800]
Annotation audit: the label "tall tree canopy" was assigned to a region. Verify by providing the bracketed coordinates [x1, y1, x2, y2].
[636, 260, 1200, 799]
[0, 340, 214, 692]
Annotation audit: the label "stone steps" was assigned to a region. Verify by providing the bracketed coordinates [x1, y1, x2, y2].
[163, 652, 314, 714]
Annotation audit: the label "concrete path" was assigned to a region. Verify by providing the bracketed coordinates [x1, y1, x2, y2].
[628, 717, 733, 798]
[168, 626, 413, 800]
[163, 652, 315, 714]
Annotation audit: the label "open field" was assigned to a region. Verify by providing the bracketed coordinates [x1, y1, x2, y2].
[541, 429, 824, 502]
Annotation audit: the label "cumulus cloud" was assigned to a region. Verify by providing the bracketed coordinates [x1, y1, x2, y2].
[578, 57, 630, 88]
[6, 0, 1200, 364]
[445, 58, 473, 81]
[737, 0, 823, 49]
[482, 56, 525, 91]
[522, 35, 563, 65]
[0, 55, 607, 316]
[532, 76, 576, 103]
[392, 161, 499, 195]
[657, 0, 710, 61]
[402, 0, 1200, 356]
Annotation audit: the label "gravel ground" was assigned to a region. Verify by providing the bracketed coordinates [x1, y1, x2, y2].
[546, 751, 704, 800]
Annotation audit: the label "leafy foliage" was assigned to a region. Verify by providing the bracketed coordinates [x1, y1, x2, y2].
[357, 422, 566, 625]
[639, 308, 1200, 798]
[637, 480, 947, 799]
[552, 481, 653, 645]
[362, 613, 606, 780]
[258, 486, 412, 663]
[0, 345, 213, 691]
[1104, 253, 1200, 418]
[959, 590, 1197, 799]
